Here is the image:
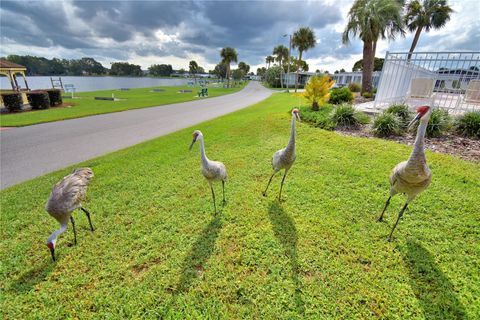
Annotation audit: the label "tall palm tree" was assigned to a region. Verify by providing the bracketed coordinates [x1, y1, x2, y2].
[292, 27, 316, 92]
[189, 60, 198, 83]
[220, 47, 238, 88]
[405, 0, 453, 60]
[273, 45, 289, 89]
[343, 0, 404, 93]
[266, 55, 275, 69]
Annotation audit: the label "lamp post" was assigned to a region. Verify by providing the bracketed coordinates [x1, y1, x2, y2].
[283, 34, 292, 92]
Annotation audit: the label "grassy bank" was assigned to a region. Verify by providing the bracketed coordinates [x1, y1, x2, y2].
[1, 93, 478, 319]
[0, 83, 245, 127]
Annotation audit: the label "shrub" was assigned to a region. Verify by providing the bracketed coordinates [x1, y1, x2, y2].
[331, 104, 364, 128]
[372, 112, 403, 137]
[425, 109, 452, 137]
[386, 104, 411, 128]
[27, 91, 50, 110]
[1, 92, 23, 112]
[329, 87, 353, 104]
[265, 66, 282, 88]
[455, 111, 480, 139]
[348, 82, 361, 92]
[332, 104, 355, 127]
[301, 75, 335, 110]
[46, 89, 62, 106]
[299, 105, 335, 130]
[361, 92, 373, 99]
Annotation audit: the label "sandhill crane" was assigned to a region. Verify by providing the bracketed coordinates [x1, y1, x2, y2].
[377, 106, 433, 241]
[263, 108, 300, 200]
[189, 130, 228, 213]
[45, 168, 95, 261]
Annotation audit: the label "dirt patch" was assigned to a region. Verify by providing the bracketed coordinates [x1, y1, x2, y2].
[336, 126, 480, 162]
[131, 257, 163, 278]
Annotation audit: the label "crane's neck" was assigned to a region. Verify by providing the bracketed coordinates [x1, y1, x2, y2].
[285, 114, 296, 153]
[408, 118, 428, 166]
[47, 223, 67, 245]
[198, 136, 209, 166]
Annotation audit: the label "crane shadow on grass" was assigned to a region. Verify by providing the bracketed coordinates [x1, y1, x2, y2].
[9, 260, 55, 293]
[268, 201, 305, 314]
[175, 215, 223, 293]
[401, 241, 466, 319]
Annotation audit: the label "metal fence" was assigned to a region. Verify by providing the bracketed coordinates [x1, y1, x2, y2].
[374, 51, 480, 114]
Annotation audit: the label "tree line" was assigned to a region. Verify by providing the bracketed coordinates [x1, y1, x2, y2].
[2, 55, 215, 78]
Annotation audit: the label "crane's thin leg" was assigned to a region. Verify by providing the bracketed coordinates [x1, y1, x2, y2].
[222, 180, 226, 206]
[81, 207, 95, 231]
[263, 171, 277, 196]
[377, 196, 392, 222]
[70, 216, 77, 245]
[388, 202, 409, 241]
[278, 169, 289, 201]
[210, 184, 217, 214]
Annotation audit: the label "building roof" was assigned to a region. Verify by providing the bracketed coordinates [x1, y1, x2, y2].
[0, 59, 27, 70]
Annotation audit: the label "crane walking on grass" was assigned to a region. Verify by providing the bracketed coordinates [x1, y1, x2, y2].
[190, 130, 228, 213]
[377, 106, 432, 241]
[45, 168, 95, 261]
[263, 108, 300, 200]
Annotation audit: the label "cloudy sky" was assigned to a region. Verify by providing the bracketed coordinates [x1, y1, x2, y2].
[1, 0, 479, 73]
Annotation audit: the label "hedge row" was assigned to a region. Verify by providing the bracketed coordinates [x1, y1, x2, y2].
[1, 89, 63, 112]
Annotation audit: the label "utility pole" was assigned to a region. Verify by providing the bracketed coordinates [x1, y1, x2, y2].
[284, 34, 292, 92]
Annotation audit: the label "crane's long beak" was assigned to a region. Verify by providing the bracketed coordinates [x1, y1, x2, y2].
[189, 138, 196, 150]
[296, 113, 301, 122]
[50, 248, 56, 262]
[407, 113, 421, 130]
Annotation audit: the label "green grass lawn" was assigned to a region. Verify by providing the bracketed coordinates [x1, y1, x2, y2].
[0, 83, 245, 127]
[1, 94, 478, 319]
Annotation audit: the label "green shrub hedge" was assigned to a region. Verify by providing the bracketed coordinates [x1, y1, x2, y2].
[332, 104, 364, 129]
[348, 82, 361, 92]
[299, 105, 335, 130]
[329, 87, 353, 104]
[425, 109, 452, 138]
[455, 111, 480, 139]
[46, 89, 62, 106]
[386, 104, 411, 128]
[373, 112, 403, 137]
[1, 92, 23, 112]
[27, 91, 50, 110]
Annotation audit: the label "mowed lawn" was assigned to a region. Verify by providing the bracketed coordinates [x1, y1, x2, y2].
[0, 83, 245, 127]
[1, 94, 478, 319]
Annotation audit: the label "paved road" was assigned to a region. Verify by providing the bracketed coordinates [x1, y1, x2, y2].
[1, 82, 272, 189]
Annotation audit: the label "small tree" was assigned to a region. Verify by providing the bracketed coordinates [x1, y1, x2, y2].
[189, 60, 199, 82]
[301, 75, 335, 111]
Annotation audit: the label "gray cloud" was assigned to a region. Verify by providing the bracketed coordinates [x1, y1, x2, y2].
[1, 0, 478, 70]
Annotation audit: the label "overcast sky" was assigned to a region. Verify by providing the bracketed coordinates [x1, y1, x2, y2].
[1, 0, 479, 73]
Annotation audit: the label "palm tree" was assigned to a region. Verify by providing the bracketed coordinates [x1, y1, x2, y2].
[343, 0, 404, 93]
[189, 60, 198, 83]
[273, 45, 289, 89]
[238, 61, 250, 74]
[292, 27, 316, 92]
[220, 47, 238, 88]
[266, 55, 275, 69]
[405, 0, 453, 60]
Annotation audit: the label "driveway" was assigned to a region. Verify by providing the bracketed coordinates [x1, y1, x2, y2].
[0, 81, 272, 189]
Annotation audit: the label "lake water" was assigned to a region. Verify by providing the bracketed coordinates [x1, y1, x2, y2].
[0, 76, 191, 92]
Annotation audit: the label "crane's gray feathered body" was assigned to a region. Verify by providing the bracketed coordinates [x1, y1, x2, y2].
[46, 168, 94, 223]
[263, 109, 300, 200]
[378, 106, 432, 240]
[45, 167, 95, 261]
[190, 130, 227, 213]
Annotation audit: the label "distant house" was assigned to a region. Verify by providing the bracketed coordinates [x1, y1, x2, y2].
[331, 71, 381, 88]
[282, 71, 381, 88]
